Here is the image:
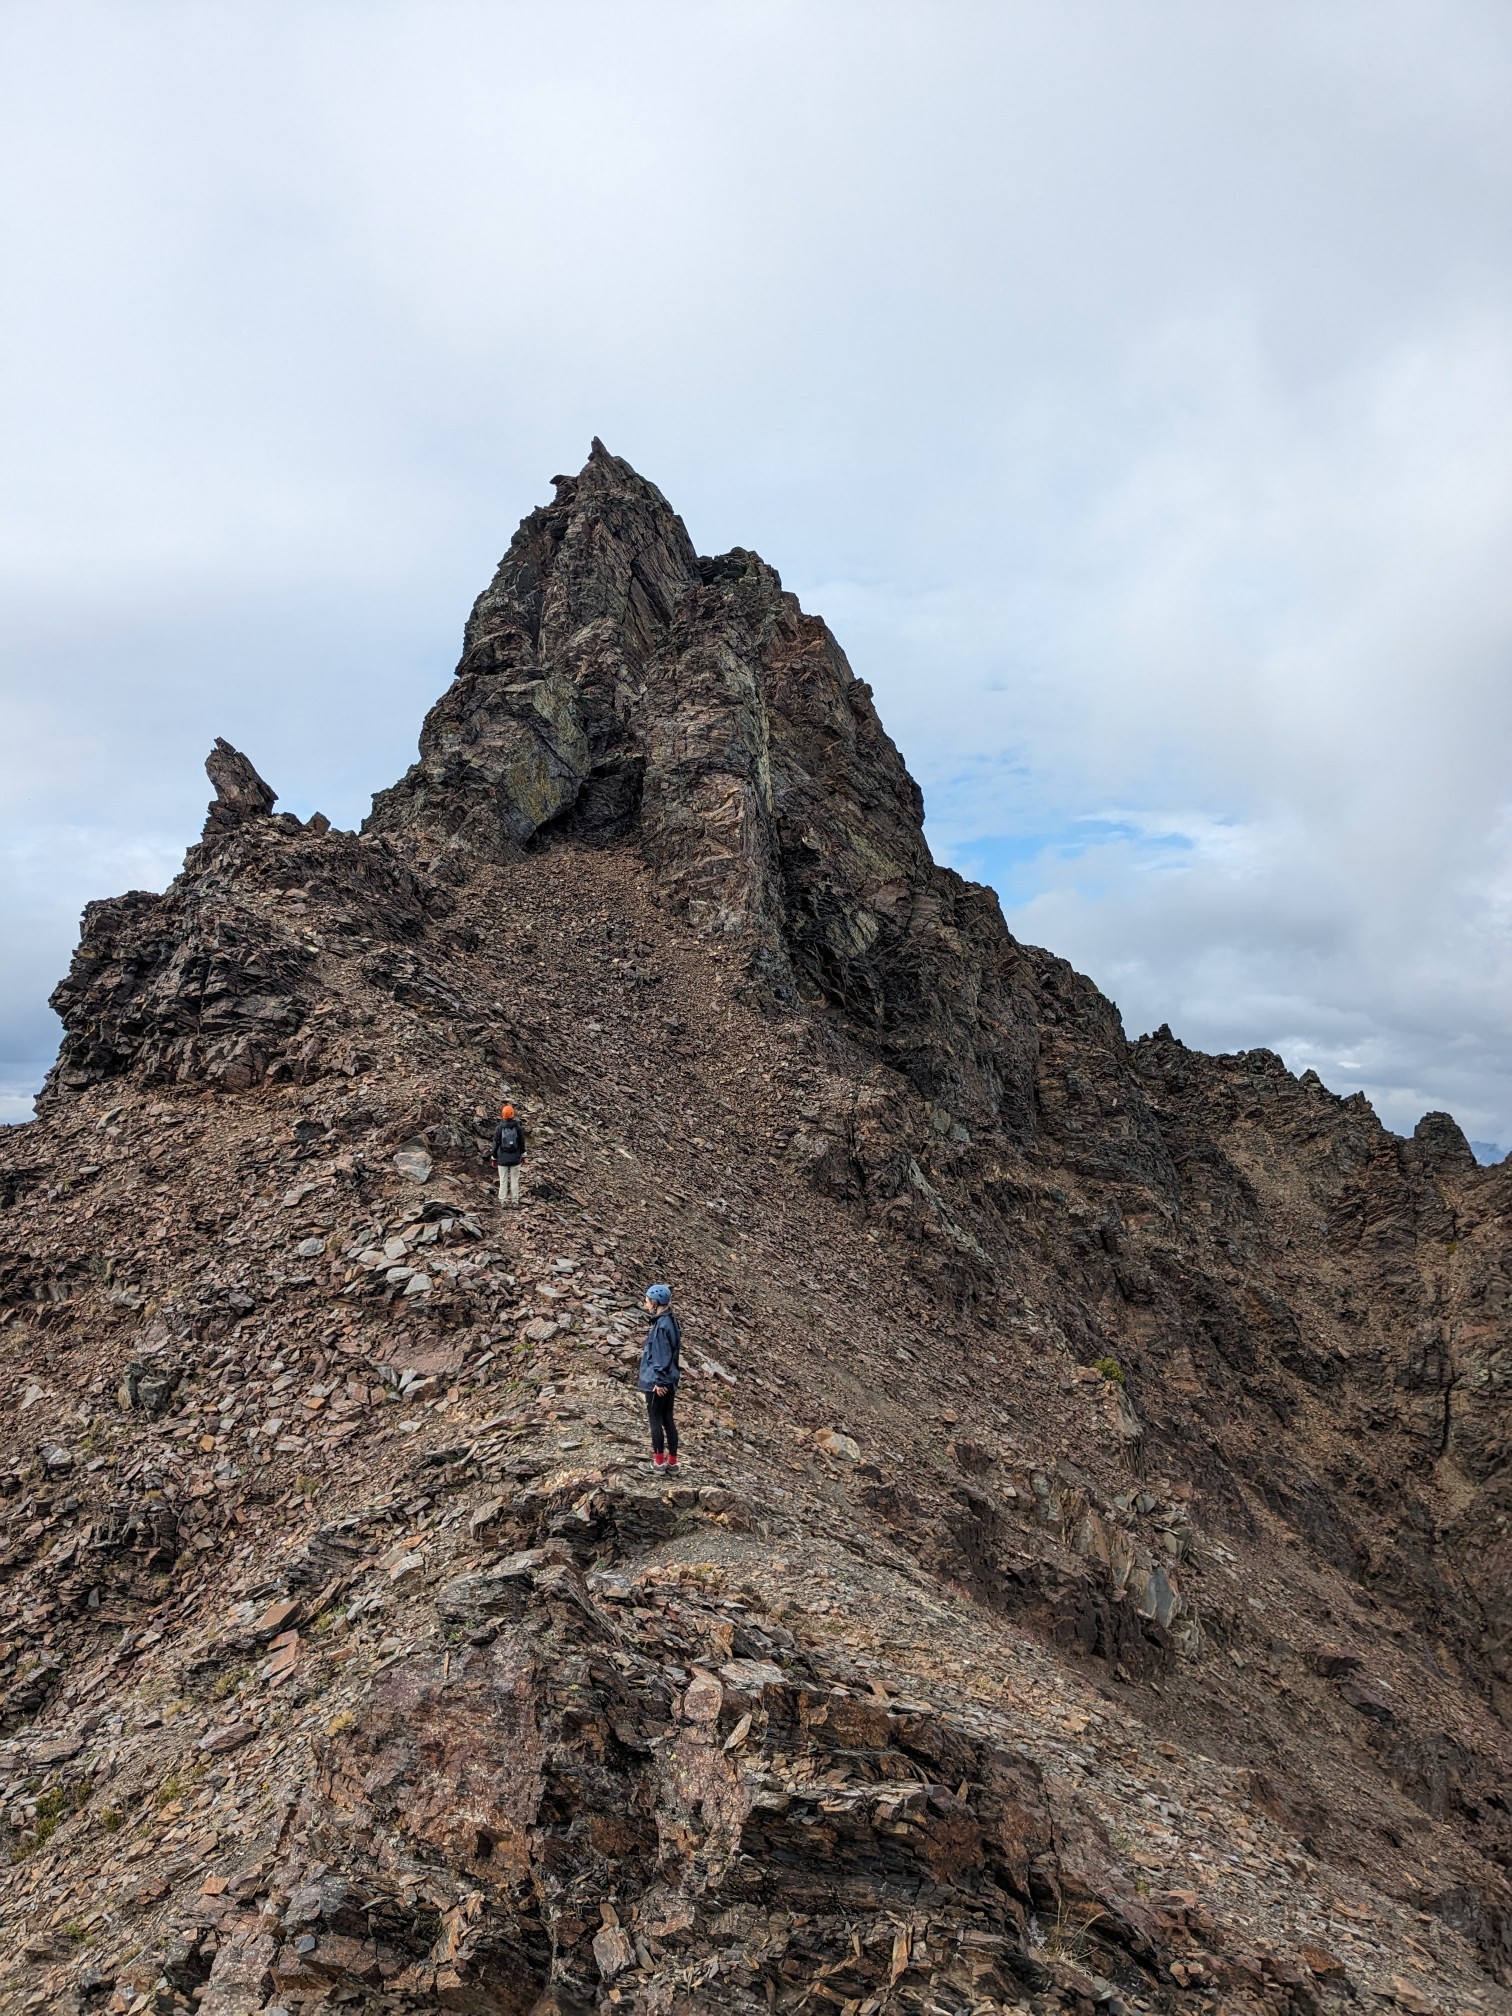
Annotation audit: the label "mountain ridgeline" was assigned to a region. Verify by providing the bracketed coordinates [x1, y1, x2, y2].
[3, 442, 1510, 2016]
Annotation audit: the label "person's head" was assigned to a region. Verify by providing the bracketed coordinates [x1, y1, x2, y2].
[644, 1282, 672, 1315]
[501, 1104, 515, 1120]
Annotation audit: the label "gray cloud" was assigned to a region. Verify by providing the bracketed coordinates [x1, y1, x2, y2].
[3, 1, 1510, 1144]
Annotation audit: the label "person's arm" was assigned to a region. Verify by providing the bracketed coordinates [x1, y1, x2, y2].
[649, 1318, 675, 1388]
[518, 1126, 528, 1157]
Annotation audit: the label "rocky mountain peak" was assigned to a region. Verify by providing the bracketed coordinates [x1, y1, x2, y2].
[4, 450, 1512, 2014]
[366, 443, 1038, 1132]
[465, 434, 702, 673]
[364, 439, 703, 862]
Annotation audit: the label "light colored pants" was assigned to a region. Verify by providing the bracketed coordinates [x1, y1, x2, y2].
[497, 1163, 521, 1207]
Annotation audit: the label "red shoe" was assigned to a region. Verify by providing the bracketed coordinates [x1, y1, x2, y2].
[666, 1453, 679, 1471]
[652, 1452, 667, 1468]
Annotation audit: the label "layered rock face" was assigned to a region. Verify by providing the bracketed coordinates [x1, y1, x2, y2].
[4, 446, 1512, 2016]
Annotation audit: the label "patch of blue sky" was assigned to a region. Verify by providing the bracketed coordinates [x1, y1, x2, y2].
[0, 1083, 40, 1127]
[931, 818, 1197, 906]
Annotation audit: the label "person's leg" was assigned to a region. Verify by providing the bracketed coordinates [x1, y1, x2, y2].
[646, 1392, 666, 1458]
[663, 1389, 679, 1460]
[497, 1165, 507, 1205]
[507, 1165, 521, 1207]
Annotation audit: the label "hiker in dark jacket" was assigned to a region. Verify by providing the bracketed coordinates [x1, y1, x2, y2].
[491, 1104, 527, 1208]
[636, 1283, 682, 1469]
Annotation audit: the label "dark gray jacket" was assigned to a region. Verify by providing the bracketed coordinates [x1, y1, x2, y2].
[636, 1311, 681, 1393]
[492, 1119, 526, 1166]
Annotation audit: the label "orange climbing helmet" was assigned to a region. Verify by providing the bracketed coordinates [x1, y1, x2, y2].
[501, 1104, 515, 1119]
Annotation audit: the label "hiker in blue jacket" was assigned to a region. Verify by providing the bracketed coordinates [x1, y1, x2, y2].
[636, 1283, 682, 1470]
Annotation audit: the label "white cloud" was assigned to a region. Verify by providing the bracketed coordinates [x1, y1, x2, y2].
[925, 305, 1512, 1141]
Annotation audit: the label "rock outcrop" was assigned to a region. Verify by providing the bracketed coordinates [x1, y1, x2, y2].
[202, 738, 278, 837]
[47, 747, 451, 1097]
[2, 445, 1511, 2016]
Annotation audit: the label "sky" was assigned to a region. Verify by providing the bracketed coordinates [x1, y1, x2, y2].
[3, 1, 1511, 1153]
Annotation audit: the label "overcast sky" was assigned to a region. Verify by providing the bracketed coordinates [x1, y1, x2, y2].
[4, 2, 1511, 1150]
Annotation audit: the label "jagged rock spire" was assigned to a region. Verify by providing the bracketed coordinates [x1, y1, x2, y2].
[1413, 1108, 1477, 1173]
[365, 442, 1040, 1131]
[366, 441, 702, 857]
[202, 738, 276, 838]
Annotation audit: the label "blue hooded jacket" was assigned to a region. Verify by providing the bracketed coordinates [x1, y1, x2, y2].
[636, 1310, 682, 1393]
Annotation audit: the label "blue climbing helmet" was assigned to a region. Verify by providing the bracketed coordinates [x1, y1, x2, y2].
[645, 1283, 672, 1306]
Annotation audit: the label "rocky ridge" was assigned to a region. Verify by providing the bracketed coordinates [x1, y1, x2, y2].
[1, 445, 1510, 2016]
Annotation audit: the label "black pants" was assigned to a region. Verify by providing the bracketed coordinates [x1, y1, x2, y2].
[646, 1387, 678, 1457]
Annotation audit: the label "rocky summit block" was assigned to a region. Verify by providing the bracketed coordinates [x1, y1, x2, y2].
[203, 738, 278, 837]
[3, 445, 1512, 2016]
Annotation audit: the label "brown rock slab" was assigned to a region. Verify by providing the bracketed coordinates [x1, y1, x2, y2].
[1300, 1944, 1347, 1980]
[250, 1597, 300, 1638]
[1314, 1646, 1364, 1678]
[393, 1142, 433, 1184]
[199, 1719, 258, 1755]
